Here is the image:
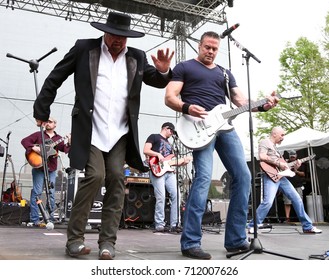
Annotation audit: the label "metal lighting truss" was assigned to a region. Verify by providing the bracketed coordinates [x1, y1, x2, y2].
[1, 0, 228, 203]
[1, 0, 227, 38]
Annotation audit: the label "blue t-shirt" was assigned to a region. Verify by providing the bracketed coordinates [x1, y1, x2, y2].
[171, 59, 237, 111]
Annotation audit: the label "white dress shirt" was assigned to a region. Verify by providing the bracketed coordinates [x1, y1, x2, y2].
[91, 37, 129, 152]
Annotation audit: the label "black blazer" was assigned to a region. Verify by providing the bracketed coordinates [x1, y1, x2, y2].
[33, 37, 171, 171]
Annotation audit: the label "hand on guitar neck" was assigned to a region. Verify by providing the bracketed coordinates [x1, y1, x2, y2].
[176, 91, 302, 150]
[260, 154, 315, 183]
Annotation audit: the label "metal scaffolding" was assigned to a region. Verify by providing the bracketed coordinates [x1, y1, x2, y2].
[0, 0, 228, 202]
[1, 0, 227, 38]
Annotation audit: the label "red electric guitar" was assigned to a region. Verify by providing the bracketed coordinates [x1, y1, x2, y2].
[149, 154, 192, 177]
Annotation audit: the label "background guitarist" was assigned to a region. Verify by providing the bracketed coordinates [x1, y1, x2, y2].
[143, 122, 189, 233]
[283, 150, 307, 223]
[247, 127, 321, 234]
[21, 117, 70, 227]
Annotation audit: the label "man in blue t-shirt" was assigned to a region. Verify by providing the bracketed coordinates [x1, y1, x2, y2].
[165, 31, 279, 259]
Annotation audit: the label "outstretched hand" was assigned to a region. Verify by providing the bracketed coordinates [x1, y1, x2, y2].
[151, 48, 174, 73]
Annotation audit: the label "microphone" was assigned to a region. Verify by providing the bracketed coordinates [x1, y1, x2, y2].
[6, 131, 12, 139]
[36, 196, 54, 231]
[171, 130, 179, 139]
[220, 23, 240, 39]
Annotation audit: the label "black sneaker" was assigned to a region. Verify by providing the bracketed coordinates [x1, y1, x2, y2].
[226, 241, 250, 253]
[170, 226, 182, 233]
[182, 247, 212, 260]
[154, 225, 170, 233]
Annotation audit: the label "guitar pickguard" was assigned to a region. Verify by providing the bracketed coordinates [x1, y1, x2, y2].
[176, 105, 234, 150]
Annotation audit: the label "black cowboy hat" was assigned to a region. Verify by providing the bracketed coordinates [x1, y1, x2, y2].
[90, 11, 145, 38]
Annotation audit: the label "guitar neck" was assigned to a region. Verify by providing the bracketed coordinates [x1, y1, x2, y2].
[169, 158, 185, 166]
[50, 136, 67, 148]
[287, 155, 313, 168]
[222, 98, 269, 120]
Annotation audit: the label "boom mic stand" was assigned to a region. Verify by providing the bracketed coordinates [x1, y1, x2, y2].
[6, 48, 57, 230]
[225, 35, 300, 260]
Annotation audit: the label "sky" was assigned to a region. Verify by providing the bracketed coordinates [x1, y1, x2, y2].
[0, 0, 329, 183]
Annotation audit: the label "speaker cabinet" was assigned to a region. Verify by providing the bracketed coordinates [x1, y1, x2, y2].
[66, 170, 104, 223]
[66, 170, 155, 226]
[123, 183, 155, 225]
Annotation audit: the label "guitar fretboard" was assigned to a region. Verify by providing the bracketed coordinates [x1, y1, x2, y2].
[221, 92, 302, 120]
[222, 98, 269, 120]
[287, 155, 315, 168]
[50, 136, 68, 148]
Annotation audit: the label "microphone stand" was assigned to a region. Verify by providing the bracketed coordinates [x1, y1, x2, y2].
[6, 48, 57, 229]
[0, 133, 11, 202]
[225, 35, 300, 260]
[171, 133, 181, 229]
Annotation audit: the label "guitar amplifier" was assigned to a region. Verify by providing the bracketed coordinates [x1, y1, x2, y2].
[65, 169, 105, 224]
[65, 170, 155, 226]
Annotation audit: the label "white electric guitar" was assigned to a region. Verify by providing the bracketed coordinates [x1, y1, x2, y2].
[176, 92, 302, 150]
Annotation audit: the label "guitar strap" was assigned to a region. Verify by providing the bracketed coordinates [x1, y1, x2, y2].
[217, 65, 233, 109]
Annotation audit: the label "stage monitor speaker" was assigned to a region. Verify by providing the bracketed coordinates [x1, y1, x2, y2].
[0, 202, 30, 225]
[123, 182, 155, 225]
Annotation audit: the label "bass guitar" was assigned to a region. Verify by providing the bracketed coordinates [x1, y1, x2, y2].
[260, 154, 316, 183]
[26, 135, 68, 168]
[176, 92, 302, 150]
[149, 154, 192, 177]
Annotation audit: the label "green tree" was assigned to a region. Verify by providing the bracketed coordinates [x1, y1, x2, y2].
[323, 12, 329, 53]
[255, 37, 329, 137]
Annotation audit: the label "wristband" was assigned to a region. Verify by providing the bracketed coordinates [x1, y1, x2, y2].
[182, 103, 191, 114]
[257, 105, 266, 112]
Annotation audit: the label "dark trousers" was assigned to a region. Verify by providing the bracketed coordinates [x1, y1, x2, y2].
[66, 135, 127, 248]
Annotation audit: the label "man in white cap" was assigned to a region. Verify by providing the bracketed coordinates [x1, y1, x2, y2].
[33, 11, 174, 259]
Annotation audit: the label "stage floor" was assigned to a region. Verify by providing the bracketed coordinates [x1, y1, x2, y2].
[0, 221, 328, 260]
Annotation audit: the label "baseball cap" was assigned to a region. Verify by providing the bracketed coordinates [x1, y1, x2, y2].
[162, 122, 175, 131]
[288, 150, 297, 156]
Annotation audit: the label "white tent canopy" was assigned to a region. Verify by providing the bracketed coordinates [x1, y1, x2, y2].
[277, 127, 329, 152]
[277, 127, 329, 222]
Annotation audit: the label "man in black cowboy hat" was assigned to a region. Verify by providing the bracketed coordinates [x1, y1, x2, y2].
[33, 11, 174, 260]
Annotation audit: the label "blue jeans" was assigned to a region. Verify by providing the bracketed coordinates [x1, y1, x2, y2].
[181, 129, 251, 250]
[248, 174, 313, 230]
[150, 171, 179, 228]
[30, 168, 56, 224]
